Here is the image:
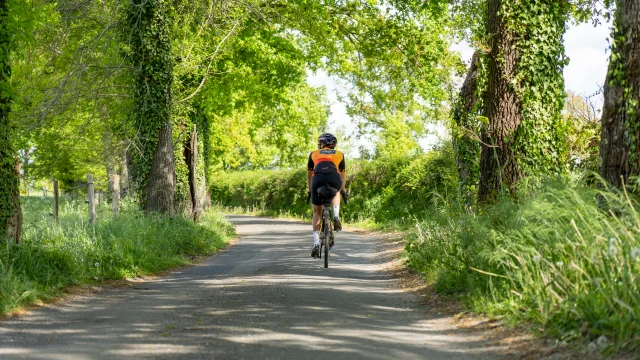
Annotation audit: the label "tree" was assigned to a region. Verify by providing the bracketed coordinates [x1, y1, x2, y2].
[599, 0, 640, 188]
[126, 0, 176, 214]
[0, 0, 24, 243]
[374, 111, 422, 159]
[451, 52, 481, 207]
[478, 0, 569, 202]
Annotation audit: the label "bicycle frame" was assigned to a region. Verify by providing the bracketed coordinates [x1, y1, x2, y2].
[319, 204, 333, 268]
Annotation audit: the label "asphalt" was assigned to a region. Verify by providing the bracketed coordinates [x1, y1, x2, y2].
[0, 215, 504, 359]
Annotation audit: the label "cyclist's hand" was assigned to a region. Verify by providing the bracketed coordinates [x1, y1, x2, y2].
[340, 189, 349, 204]
[306, 191, 311, 204]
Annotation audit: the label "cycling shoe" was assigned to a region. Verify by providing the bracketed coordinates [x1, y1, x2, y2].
[333, 217, 342, 232]
[311, 245, 320, 258]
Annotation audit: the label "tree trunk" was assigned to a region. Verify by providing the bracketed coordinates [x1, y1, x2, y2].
[122, 151, 132, 197]
[186, 125, 202, 221]
[144, 121, 176, 214]
[478, 0, 523, 203]
[599, 0, 640, 188]
[127, 0, 176, 214]
[0, 0, 21, 244]
[452, 52, 480, 208]
[106, 165, 116, 202]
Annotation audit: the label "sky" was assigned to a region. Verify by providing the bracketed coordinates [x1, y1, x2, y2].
[307, 19, 612, 156]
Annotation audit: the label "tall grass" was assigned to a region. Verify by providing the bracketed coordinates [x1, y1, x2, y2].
[406, 181, 640, 352]
[0, 196, 234, 315]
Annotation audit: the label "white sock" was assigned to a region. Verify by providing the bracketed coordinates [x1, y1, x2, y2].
[333, 205, 340, 218]
[313, 231, 319, 246]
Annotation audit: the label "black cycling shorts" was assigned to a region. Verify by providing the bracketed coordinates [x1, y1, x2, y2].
[311, 172, 342, 206]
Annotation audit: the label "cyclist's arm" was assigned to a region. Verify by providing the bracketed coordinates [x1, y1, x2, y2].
[339, 154, 346, 191]
[307, 153, 314, 193]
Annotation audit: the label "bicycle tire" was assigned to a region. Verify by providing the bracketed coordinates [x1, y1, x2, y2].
[323, 211, 330, 268]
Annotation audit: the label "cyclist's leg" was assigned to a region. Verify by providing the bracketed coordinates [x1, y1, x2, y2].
[330, 175, 343, 231]
[312, 204, 322, 239]
[310, 205, 322, 257]
[310, 176, 324, 257]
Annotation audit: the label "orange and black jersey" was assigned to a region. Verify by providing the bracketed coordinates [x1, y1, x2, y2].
[307, 148, 345, 175]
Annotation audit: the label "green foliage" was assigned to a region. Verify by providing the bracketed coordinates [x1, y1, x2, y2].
[0, 0, 19, 239]
[0, 197, 234, 314]
[504, 0, 571, 179]
[205, 84, 328, 171]
[406, 181, 640, 352]
[125, 0, 174, 204]
[267, 0, 463, 139]
[209, 144, 457, 226]
[11, 0, 128, 187]
[374, 111, 423, 159]
[564, 91, 600, 173]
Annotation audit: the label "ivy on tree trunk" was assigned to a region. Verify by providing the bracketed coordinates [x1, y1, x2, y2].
[452, 51, 481, 208]
[599, 0, 640, 188]
[478, 0, 523, 202]
[126, 0, 176, 214]
[478, 0, 569, 203]
[0, 0, 21, 244]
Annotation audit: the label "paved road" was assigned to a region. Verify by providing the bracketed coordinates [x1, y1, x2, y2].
[0, 215, 504, 359]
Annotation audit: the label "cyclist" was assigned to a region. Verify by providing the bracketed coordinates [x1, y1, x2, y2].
[307, 133, 346, 258]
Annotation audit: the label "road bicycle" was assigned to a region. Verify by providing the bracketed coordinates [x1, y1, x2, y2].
[307, 186, 348, 268]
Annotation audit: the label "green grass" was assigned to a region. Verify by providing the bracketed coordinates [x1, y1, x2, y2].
[0, 196, 234, 315]
[406, 181, 640, 354]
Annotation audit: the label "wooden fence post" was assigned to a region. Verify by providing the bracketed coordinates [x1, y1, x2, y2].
[53, 179, 59, 224]
[87, 174, 96, 225]
[112, 174, 120, 216]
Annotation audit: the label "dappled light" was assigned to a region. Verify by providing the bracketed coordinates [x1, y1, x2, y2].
[0, 216, 505, 359]
[1, 0, 638, 356]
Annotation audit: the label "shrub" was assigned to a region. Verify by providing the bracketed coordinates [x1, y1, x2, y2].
[209, 144, 458, 226]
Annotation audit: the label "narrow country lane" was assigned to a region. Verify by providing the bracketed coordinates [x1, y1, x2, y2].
[0, 215, 506, 359]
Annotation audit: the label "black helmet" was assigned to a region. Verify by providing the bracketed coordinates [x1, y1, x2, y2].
[318, 133, 337, 148]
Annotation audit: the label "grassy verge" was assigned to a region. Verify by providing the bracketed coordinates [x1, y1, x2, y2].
[0, 196, 234, 315]
[406, 181, 640, 354]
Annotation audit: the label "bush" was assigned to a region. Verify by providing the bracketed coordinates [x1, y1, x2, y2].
[0, 197, 234, 315]
[209, 144, 458, 226]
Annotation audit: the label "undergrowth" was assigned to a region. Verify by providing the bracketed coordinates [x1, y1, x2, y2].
[406, 181, 640, 354]
[0, 196, 234, 315]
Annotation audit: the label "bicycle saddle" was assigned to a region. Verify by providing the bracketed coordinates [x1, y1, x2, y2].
[317, 185, 338, 201]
